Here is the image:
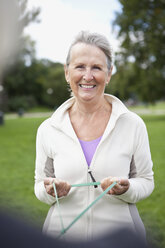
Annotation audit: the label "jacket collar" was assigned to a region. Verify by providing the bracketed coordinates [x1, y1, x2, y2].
[104, 94, 128, 117]
[50, 94, 129, 139]
[102, 94, 129, 140]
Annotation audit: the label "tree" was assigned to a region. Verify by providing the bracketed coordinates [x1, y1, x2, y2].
[113, 0, 165, 103]
[4, 59, 70, 111]
[0, 0, 40, 73]
[16, 0, 40, 64]
[0, 0, 40, 111]
[30, 60, 70, 109]
[106, 62, 137, 102]
[4, 59, 42, 111]
[2, 1, 70, 112]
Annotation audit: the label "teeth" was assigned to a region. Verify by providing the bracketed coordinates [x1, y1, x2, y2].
[80, 84, 95, 89]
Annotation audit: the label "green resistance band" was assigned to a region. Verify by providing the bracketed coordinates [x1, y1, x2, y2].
[53, 181, 117, 239]
[71, 181, 101, 187]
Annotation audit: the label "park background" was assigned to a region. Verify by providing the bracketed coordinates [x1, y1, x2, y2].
[0, 0, 165, 247]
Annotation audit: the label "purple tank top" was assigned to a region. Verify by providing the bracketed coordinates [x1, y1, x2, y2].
[79, 136, 102, 167]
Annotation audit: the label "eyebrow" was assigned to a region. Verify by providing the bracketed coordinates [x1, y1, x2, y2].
[73, 62, 103, 67]
[93, 63, 103, 67]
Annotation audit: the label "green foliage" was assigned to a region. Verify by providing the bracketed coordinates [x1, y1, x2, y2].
[2, 2, 70, 112]
[106, 63, 137, 101]
[113, 0, 165, 103]
[0, 114, 165, 247]
[8, 95, 37, 111]
[4, 59, 70, 111]
[39, 63, 70, 108]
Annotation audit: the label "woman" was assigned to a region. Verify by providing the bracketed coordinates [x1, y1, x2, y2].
[34, 31, 154, 241]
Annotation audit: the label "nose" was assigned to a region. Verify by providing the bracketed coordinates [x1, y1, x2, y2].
[83, 69, 93, 82]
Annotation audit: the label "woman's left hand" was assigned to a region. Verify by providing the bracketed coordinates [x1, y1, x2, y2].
[44, 177, 71, 198]
[101, 177, 130, 195]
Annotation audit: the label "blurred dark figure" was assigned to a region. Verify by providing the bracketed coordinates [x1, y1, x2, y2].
[0, 211, 149, 248]
[0, 111, 4, 125]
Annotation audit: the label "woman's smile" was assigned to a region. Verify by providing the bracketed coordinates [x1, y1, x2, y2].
[79, 84, 96, 89]
[65, 43, 112, 102]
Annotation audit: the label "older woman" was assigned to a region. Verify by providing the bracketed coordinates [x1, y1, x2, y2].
[34, 31, 154, 241]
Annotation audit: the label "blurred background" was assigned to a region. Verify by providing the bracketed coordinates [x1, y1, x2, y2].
[0, 0, 164, 247]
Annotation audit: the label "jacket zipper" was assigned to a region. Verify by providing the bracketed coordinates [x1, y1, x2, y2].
[88, 169, 98, 188]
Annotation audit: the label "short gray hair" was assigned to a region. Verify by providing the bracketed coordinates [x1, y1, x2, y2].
[66, 31, 113, 71]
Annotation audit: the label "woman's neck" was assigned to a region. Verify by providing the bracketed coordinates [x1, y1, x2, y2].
[69, 96, 112, 141]
[70, 96, 111, 118]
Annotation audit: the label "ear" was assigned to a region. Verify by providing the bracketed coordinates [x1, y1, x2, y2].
[64, 64, 69, 83]
[106, 66, 113, 85]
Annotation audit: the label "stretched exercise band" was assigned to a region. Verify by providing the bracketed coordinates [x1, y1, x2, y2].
[71, 181, 101, 187]
[53, 181, 117, 239]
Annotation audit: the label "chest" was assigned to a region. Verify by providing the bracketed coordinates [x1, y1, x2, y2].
[70, 112, 111, 141]
[45, 124, 133, 183]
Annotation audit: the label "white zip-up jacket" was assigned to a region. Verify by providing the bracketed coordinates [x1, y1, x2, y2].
[34, 94, 154, 241]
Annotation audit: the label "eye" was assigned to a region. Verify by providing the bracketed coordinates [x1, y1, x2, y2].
[93, 65, 101, 70]
[75, 64, 84, 69]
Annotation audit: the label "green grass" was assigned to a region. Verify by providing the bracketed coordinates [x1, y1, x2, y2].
[137, 115, 165, 248]
[0, 114, 165, 247]
[26, 106, 54, 113]
[129, 101, 165, 111]
[0, 117, 50, 227]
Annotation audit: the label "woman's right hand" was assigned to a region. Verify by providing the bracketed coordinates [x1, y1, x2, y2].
[101, 176, 130, 195]
[44, 177, 71, 198]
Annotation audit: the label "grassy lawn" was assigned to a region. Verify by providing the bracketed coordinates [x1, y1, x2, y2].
[0, 114, 165, 247]
[129, 101, 165, 111]
[0, 117, 50, 227]
[137, 115, 165, 248]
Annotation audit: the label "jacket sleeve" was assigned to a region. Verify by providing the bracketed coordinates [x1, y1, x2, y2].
[116, 119, 154, 204]
[34, 124, 56, 205]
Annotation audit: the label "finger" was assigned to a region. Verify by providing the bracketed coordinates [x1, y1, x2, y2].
[44, 177, 55, 186]
[60, 182, 71, 195]
[45, 185, 55, 197]
[119, 179, 129, 187]
[113, 185, 129, 195]
[101, 177, 111, 190]
[108, 183, 120, 193]
[55, 181, 71, 198]
[108, 189, 114, 194]
[58, 189, 68, 198]
[44, 178, 51, 185]
[46, 184, 53, 193]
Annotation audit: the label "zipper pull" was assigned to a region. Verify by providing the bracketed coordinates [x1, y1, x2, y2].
[88, 169, 98, 188]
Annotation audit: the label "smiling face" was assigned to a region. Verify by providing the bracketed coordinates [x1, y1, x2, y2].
[65, 43, 112, 103]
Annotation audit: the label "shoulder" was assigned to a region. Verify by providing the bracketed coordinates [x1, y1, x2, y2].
[118, 111, 147, 137]
[106, 94, 146, 129]
[122, 111, 145, 126]
[37, 117, 52, 135]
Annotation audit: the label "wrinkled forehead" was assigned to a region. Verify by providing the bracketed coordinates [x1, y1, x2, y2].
[70, 42, 101, 55]
[69, 43, 107, 64]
